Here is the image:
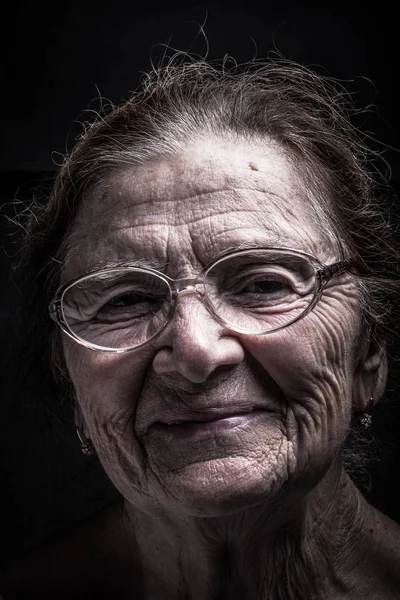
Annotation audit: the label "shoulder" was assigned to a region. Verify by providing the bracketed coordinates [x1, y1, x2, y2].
[0, 499, 144, 599]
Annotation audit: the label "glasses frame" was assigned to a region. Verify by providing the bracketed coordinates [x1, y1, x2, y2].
[49, 247, 352, 353]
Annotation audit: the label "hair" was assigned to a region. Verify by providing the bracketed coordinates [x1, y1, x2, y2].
[11, 54, 400, 492]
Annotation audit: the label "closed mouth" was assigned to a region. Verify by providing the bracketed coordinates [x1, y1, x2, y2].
[158, 407, 266, 426]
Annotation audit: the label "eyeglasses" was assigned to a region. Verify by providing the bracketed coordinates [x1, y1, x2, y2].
[49, 247, 352, 353]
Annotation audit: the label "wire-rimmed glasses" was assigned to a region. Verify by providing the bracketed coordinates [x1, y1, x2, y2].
[49, 247, 352, 353]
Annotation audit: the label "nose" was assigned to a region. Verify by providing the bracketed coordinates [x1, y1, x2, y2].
[152, 294, 245, 383]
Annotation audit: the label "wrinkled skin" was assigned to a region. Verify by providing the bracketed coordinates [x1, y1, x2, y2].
[61, 137, 395, 599]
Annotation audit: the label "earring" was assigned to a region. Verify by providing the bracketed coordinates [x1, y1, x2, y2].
[76, 427, 95, 456]
[359, 397, 374, 429]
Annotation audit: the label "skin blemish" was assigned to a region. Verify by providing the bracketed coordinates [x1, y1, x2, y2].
[249, 162, 259, 171]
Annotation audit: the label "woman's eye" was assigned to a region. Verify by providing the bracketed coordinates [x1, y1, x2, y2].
[107, 293, 147, 307]
[243, 280, 288, 294]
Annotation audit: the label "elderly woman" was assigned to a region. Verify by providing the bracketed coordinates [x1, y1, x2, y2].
[1, 57, 400, 599]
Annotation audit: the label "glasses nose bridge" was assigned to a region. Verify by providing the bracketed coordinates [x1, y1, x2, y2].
[171, 274, 205, 298]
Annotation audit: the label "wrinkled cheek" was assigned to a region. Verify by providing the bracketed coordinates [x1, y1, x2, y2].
[93, 431, 147, 501]
[239, 322, 355, 475]
[241, 327, 349, 401]
[77, 384, 149, 497]
[63, 337, 151, 410]
[62, 338, 152, 474]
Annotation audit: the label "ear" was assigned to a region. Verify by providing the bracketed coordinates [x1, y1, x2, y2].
[353, 337, 388, 412]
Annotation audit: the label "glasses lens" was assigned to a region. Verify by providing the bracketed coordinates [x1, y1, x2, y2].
[205, 250, 316, 333]
[61, 269, 171, 350]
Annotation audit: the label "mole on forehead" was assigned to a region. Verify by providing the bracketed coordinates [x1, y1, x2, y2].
[80, 143, 298, 213]
[72, 145, 334, 260]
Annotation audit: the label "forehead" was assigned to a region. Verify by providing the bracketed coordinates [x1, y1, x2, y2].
[63, 137, 335, 279]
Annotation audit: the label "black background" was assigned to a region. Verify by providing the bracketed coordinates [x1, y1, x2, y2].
[1, 1, 400, 563]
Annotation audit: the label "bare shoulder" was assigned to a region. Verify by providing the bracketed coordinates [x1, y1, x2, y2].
[0, 499, 144, 599]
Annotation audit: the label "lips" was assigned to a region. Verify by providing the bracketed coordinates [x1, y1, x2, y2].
[155, 406, 267, 427]
[149, 408, 269, 442]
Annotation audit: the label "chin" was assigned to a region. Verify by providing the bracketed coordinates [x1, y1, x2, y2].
[159, 455, 288, 517]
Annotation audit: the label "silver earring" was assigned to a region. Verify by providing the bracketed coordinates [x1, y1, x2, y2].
[76, 427, 94, 456]
[359, 397, 374, 429]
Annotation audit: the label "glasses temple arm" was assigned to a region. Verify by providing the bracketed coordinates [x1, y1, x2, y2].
[317, 259, 353, 283]
[49, 299, 62, 323]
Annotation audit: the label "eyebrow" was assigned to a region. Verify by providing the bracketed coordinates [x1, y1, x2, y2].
[86, 257, 168, 272]
[215, 240, 284, 254]
[82, 239, 297, 274]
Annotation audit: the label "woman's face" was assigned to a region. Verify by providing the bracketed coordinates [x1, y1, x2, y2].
[62, 137, 372, 517]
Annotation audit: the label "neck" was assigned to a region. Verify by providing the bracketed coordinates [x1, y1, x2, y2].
[122, 462, 373, 600]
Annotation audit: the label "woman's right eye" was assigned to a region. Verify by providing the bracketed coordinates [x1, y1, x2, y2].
[107, 293, 147, 308]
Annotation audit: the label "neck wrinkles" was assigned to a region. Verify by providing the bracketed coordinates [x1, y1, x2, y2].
[122, 461, 370, 600]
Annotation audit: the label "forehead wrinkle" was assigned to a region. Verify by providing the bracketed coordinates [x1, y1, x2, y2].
[188, 205, 318, 254]
[106, 206, 272, 234]
[62, 221, 171, 280]
[76, 139, 310, 233]
[81, 185, 284, 229]
[65, 139, 340, 281]
[101, 149, 293, 197]
[81, 146, 300, 222]
[92, 187, 304, 237]
[193, 225, 309, 261]
[67, 190, 329, 279]
[106, 201, 302, 256]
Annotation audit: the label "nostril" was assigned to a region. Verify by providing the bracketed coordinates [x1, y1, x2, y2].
[152, 347, 174, 375]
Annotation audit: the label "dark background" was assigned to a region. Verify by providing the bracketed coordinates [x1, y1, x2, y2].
[1, 1, 400, 563]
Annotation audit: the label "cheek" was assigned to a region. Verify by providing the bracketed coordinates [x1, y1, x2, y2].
[63, 339, 162, 496]
[241, 292, 360, 445]
[63, 338, 153, 446]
